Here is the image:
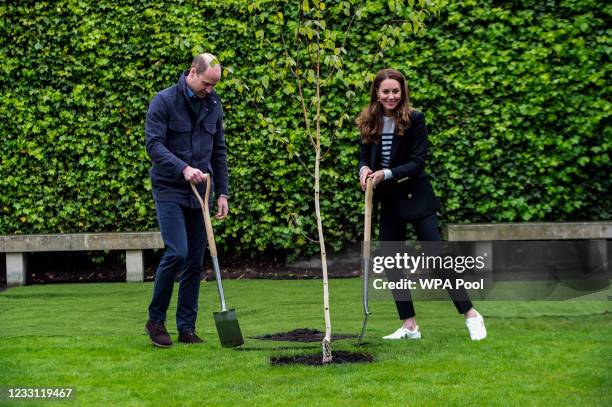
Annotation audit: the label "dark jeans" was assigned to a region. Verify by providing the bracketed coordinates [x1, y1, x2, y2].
[148, 201, 206, 333]
[379, 211, 473, 320]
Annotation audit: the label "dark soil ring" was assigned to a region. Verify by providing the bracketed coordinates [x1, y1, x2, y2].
[271, 351, 373, 366]
[251, 328, 358, 343]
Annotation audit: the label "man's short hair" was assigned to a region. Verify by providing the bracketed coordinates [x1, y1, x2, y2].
[191, 53, 221, 75]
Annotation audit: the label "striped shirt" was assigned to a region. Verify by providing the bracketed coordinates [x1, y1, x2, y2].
[358, 116, 395, 180]
[380, 116, 395, 169]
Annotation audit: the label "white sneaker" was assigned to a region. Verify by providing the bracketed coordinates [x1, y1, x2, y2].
[466, 312, 487, 340]
[383, 326, 421, 340]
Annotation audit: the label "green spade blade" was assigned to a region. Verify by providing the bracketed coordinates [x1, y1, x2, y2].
[213, 309, 244, 348]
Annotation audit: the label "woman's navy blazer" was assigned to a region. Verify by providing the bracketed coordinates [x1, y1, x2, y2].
[358, 110, 440, 222]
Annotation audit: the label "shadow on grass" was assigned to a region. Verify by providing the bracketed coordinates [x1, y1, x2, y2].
[234, 345, 320, 352]
[0, 292, 88, 299]
[484, 310, 609, 319]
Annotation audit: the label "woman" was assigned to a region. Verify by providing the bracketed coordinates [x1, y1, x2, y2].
[357, 68, 486, 341]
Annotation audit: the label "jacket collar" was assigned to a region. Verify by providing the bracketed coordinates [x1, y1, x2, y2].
[177, 71, 220, 125]
[178, 71, 220, 104]
[178, 71, 189, 94]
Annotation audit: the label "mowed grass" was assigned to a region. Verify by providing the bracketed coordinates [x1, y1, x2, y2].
[0, 279, 610, 406]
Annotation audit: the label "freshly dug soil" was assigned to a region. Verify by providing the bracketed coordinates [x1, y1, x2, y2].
[271, 350, 373, 366]
[251, 328, 358, 343]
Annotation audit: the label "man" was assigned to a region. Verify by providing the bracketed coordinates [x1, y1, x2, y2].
[144, 53, 229, 347]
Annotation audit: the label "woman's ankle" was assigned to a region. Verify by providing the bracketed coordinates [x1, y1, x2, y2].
[464, 308, 479, 319]
[402, 318, 417, 330]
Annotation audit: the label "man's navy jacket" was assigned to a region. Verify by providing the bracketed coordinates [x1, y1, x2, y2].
[145, 72, 228, 208]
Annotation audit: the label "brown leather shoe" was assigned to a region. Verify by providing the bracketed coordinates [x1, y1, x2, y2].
[145, 320, 173, 348]
[178, 330, 204, 344]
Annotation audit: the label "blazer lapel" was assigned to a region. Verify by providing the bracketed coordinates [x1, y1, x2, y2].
[372, 142, 381, 170]
[389, 133, 401, 163]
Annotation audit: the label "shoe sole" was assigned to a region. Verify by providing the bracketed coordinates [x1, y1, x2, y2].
[150, 339, 172, 348]
[145, 327, 173, 348]
[383, 335, 421, 340]
[470, 333, 487, 341]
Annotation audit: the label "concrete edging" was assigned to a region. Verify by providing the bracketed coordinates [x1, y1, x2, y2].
[444, 222, 612, 241]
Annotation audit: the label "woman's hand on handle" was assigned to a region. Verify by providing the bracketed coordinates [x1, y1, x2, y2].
[360, 167, 373, 191]
[369, 170, 385, 188]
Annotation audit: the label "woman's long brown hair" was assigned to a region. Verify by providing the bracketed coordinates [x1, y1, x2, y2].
[356, 69, 414, 144]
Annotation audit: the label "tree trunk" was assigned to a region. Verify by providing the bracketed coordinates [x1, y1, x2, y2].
[316, 145, 332, 364]
[315, 41, 332, 364]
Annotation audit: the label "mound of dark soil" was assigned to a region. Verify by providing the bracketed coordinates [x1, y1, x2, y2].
[251, 328, 357, 342]
[271, 350, 373, 366]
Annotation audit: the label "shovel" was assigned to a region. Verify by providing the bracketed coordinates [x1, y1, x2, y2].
[358, 178, 374, 345]
[191, 177, 244, 348]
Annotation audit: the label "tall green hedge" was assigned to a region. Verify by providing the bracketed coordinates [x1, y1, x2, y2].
[1, 1, 609, 258]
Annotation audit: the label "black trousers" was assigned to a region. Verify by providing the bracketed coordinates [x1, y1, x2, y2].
[379, 210, 473, 320]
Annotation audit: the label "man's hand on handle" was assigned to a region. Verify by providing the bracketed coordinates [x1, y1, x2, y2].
[183, 166, 207, 184]
[185, 166, 229, 220]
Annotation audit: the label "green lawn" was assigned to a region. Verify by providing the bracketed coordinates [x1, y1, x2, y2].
[0, 279, 610, 406]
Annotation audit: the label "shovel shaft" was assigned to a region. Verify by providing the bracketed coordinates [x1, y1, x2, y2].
[362, 257, 370, 315]
[358, 313, 369, 344]
[211, 255, 227, 311]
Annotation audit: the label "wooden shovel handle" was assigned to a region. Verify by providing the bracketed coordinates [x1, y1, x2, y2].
[364, 177, 374, 257]
[190, 175, 218, 257]
[364, 178, 374, 244]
